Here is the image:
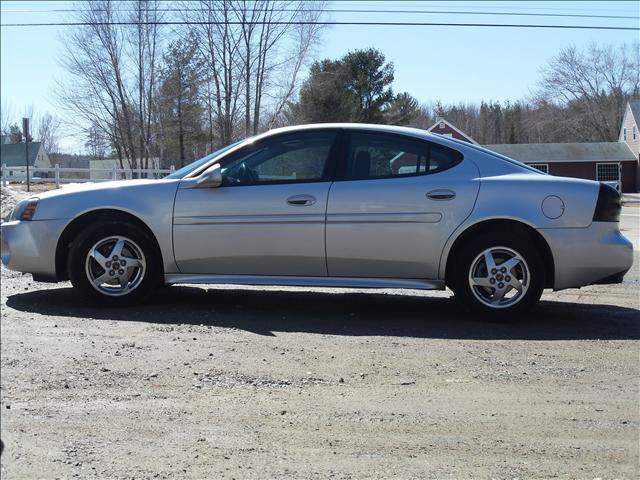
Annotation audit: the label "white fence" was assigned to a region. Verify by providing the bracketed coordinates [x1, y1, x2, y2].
[1, 163, 175, 188]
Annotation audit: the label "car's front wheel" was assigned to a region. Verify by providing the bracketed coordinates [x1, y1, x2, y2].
[68, 221, 160, 306]
[450, 232, 545, 318]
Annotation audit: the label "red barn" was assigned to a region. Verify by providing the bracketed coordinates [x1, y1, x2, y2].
[428, 103, 640, 193]
[427, 118, 478, 144]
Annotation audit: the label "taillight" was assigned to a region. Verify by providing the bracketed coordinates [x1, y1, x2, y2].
[592, 183, 621, 222]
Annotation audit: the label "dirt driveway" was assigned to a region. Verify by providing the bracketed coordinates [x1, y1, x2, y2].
[1, 187, 639, 479]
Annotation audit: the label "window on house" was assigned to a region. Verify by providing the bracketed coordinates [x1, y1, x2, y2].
[633, 126, 637, 140]
[528, 163, 549, 174]
[596, 163, 621, 190]
[439, 121, 445, 129]
[623, 128, 627, 141]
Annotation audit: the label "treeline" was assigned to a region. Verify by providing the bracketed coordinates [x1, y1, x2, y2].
[411, 100, 623, 145]
[4, 1, 636, 167]
[288, 43, 639, 145]
[423, 42, 639, 145]
[58, 0, 326, 169]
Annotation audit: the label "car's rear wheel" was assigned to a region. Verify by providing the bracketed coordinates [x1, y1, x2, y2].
[68, 221, 160, 306]
[450, 232, 545, 318]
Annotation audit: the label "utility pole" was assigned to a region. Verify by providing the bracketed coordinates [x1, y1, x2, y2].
[22, 117, 30, 192]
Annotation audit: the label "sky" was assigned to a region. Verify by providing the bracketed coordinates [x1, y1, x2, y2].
[1, 0, 638, 152]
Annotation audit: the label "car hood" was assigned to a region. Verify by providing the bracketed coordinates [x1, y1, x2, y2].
[29, 179, 169, 201]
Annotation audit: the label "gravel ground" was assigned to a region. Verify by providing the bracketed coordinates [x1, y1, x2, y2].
[1, 185, 639, 479]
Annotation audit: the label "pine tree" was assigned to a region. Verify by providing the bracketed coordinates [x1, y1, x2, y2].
[157, 37, 206, 167]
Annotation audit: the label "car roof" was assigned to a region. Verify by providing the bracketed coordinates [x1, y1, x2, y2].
[261, 123, 439, 141]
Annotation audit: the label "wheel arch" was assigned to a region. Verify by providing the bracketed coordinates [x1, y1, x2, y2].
[443, 218, 555, 289]
[55, 209, 164, 281]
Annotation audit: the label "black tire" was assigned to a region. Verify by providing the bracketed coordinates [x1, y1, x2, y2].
[67, 221, 161, 306]
[449, 230, 545, 319]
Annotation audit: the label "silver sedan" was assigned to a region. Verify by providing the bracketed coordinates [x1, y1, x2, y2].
[1, 124, 633, 316]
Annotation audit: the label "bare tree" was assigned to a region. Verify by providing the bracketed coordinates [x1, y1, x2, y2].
[184, 1, 242, 147]
[58, 0, 164, 173]
[58, 0, 131, 168]
[249, 1, 289, 134]
[0, 104, 60, 148]
[233, 0, 262, 137]
[85, 121, 110, 159]
[129, 0, 162, 171]
[533, 42, 640, 142]
[183, 0, 326, 145]
[1, 99, 15, 134]
[35, 113, 62, 153]
[266, 2, 327, 129]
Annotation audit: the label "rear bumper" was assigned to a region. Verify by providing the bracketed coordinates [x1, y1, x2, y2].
[1, 219, 68, 280]
[540, 222, 634, 290]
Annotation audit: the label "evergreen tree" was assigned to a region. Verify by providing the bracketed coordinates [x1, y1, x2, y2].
[342, 48, 394, 123]
[385, 92, 420, 125]
[289, 48, 396, 124]
[8, 123, 32, 143]
[157, 37, 206, 167]
[290, 59, 358, 123]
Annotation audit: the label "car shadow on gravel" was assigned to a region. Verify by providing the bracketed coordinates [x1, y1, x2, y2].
[6, 285, 640, 340]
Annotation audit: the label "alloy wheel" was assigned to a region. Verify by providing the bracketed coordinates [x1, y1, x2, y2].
[468, 246, 530, 309]
[84, 236, 146, 297]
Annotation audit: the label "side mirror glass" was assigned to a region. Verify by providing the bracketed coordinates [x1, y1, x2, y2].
[195, 163, 222, 188]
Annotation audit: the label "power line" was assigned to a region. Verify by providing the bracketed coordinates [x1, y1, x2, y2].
[0, 7, 637, 20]
[9, 0, 635, 11]
[1, 20, 637, 30]
[329, 0, 638, 8]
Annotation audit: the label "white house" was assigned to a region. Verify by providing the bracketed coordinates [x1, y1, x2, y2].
[619, 100, 640, 191]
[0, 137, 51, 181]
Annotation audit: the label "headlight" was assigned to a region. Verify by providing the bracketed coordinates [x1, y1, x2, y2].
[7, 198, 39, 221]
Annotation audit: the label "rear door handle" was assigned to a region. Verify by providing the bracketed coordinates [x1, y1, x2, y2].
[287, 194, 316, 206]
[426, 189, 456, 201]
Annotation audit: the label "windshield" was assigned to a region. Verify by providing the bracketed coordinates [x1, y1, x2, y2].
[165, 141, 243, 179]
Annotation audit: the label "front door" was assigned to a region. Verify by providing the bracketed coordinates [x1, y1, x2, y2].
[326, 131, 480, 279]
[173, 130, 339, 275]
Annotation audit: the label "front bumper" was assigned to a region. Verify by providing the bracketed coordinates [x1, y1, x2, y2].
[1, 219, 68, 280]
[591, 269, 629, 285]
[540, 222, 634, 290]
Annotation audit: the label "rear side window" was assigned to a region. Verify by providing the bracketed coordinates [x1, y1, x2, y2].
[344, 132, 462, 180]
[429, 142, 463, 173]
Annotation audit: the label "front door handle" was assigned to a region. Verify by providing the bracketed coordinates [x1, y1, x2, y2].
[287, 194, 317, 206]
[426, 189, 456, 201]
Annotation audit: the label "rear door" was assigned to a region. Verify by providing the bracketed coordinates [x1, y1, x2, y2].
[326, 131, 480, 279]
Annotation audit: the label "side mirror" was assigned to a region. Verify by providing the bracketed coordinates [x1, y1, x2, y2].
[195, 163, 222, 188]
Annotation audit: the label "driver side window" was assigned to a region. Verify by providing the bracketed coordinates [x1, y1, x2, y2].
[220, 132, 337, 186]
